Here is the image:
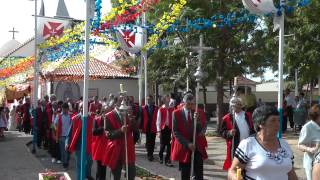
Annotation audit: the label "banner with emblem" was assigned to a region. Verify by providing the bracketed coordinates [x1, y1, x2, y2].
[116, 25, 145, 54]
[37, 17, 71, 43]
[242, 0, 276, 15]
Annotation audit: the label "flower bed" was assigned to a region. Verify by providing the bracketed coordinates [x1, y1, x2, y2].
[38, 170, 71, 180]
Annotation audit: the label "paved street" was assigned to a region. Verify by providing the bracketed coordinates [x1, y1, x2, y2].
[0, 125, 308, 180]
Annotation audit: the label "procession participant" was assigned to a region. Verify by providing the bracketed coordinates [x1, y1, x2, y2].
[36, 99, 48, 149]
[92, 98, 116, 180]
[49, 101, 61, 164]
[89, 96, 102, 115]
[46, 94, 57, 152]
[128, 96, 142, 144]
[156, 94, 174, 166]
[141, 95, 158, 161]
[16, 99, 24, 131]
[103, 95, 137, 180]
[54, 103, 72, 169]
[67, 103, 94, 180]
[22, 97, 32, 134]
[220, 97, 255, 170]
[171, 93, 208, 180]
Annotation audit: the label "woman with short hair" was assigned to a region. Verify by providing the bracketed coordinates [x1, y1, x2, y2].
[228, 105, 298, 180]
[298, 104, 320, 180]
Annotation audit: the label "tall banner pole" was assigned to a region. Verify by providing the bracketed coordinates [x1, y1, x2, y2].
[142, 12, 148, 105]
[295, 69, 298, 96]
[32, 0, 38, 154]
[81, 0, 90, 179]
[277, 0, 285, 138]
[318, 75, 320, 104]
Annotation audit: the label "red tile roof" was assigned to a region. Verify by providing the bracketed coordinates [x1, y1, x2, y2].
[236, 76, 257, 86]
[47, 58, 132, 80]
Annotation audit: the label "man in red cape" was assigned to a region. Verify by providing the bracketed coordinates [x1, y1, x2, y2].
[156, 94, 174, 166]
[141, 95, 158, 161]
[92, 98, 117, 180]
[102, 96, 137, 180]
[89, 96, 102, 115]
[171, 93, 208, 180]
[219, 96, 255, 170]
[67, 103, 94, 180]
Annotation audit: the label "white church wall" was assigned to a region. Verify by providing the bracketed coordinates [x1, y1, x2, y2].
[53, 78, 138, 102]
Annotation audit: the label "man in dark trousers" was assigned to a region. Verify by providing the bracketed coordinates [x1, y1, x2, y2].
[141, 95, 158, 161]
[171, 93, 208, 180]
[156, 94, 174, 166]
[36, 99, 48, 149]
[103, 96, 138, 180]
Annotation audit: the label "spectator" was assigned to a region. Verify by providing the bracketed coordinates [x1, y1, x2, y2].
[8, 105, 17, 131]
[0, 107, 7, 138]
[228, 105, 298, 180]
[285, 89, 296, 129]
[54, 103, 72, 169]
[298, 104, 320, 180]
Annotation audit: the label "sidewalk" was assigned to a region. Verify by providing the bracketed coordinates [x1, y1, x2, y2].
[0, 131, 43, 180]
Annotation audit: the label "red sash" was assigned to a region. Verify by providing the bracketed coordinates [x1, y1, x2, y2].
[159, 106, 174, 130]
[91, 116, 108, 161]
[141, 105, 158, 133]
[102, 111, 135, 170]
[68, 114, 94, 154]
[171, 109, 208, 163]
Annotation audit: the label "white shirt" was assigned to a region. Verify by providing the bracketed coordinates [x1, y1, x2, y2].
[235, 111, 250, 141]
[298, 120, 320, 177]
[235, 137, 293, 180]
[285, 93, 296, 107]
[156, 105, 169, 132]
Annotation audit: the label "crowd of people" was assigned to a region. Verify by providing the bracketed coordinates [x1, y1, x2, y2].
[0, 87, 319, 180]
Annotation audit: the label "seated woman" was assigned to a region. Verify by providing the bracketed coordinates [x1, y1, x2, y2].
[298, 104, 320, 180]
[228, 105, 298, 180]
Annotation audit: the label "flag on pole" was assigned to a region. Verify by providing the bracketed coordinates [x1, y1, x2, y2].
[37, 17, 71, 43]
[116, 25, 144, 54]
[241, 0, 281, 31]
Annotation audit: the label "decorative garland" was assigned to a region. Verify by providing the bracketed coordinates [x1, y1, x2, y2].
[0, 57, 34, 79]
[143, 0, 187, 51]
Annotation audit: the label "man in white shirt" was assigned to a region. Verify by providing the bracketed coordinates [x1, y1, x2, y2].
[156, 95, 174, 166]
[285, 89, 296, 129]
[220, 97, 255, 170]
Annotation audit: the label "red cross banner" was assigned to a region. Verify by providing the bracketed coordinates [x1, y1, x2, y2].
[116, 25, 145, 54]
[37, 17, 71, 43]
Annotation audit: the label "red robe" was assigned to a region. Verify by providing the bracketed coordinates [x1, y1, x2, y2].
[89, 102, 102, 114]
[102, 110, 135, 170]
[91, 115, 108, 161]
[141, 105, 158, 133]
[158, 106, 174, 130]
[68, 114, 94, 154]
[221, 112, 254, 170]
[171, 108, 208, 163]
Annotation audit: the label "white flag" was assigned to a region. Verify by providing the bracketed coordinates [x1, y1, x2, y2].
[242, 0, 277, 15]
[37, 17, 71, 43]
